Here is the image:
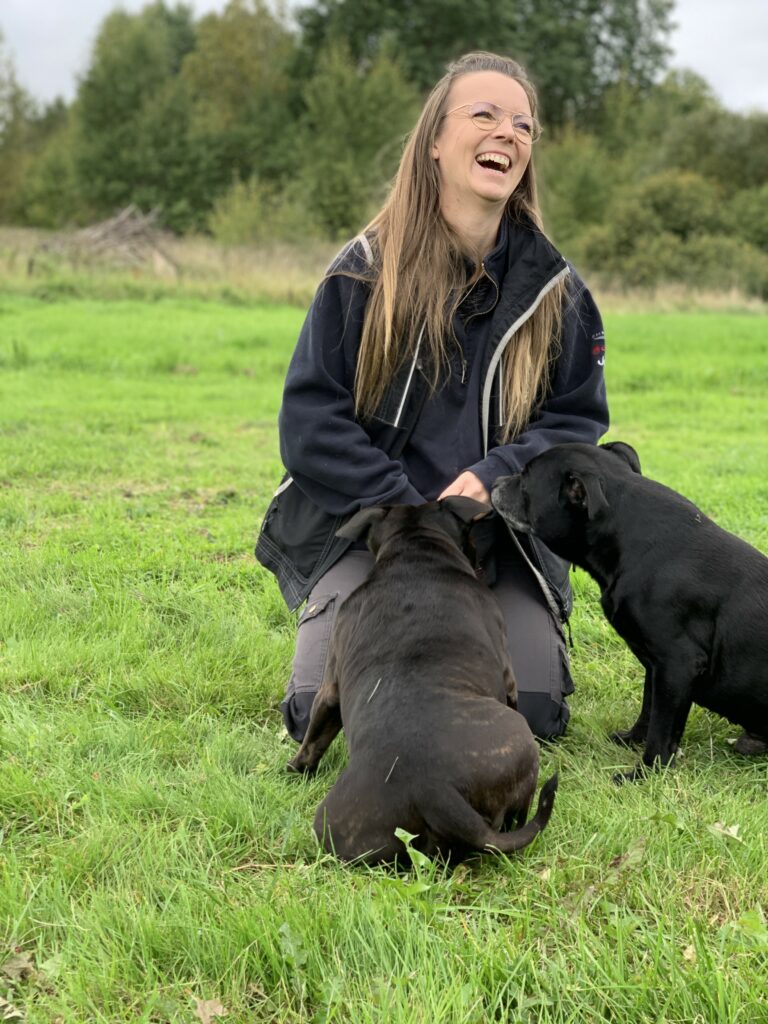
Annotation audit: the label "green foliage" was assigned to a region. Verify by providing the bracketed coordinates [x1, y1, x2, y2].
[207, 176, 322, 244]
[659, 107, 768, 194]
[0, 41, 38, 222]
[728, 184, 768, 253]
[295, 0, 507, 95]
[181, 0, 297, 189]
[129, 76, 212, 232]
[0, 0, 765, 301]
[582, 221, 768, 298]
[631, 172, 724, 241]
[538, 130, 624, 246]
[75, 4, 198, 216]
[297, 42, 420, 238]
[678, 234, 768, 299]
[294, 0, 675, 129]
[13, 115, 84, 228]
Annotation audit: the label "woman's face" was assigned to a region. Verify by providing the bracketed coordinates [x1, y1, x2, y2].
[431, 71, 534, 215]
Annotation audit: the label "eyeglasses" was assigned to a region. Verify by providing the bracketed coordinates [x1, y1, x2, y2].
[444, 101, 542, 144]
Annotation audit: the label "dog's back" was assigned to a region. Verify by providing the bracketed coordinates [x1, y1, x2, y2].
[306, 501, 557, 864]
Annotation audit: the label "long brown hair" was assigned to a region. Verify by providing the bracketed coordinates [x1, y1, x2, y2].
[353, 52, 565, 443]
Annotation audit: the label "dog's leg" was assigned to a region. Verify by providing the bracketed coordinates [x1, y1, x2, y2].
[503, 660, 518, 710]
[610, 666, 652, 747]
[419, 775, 558, 857]
[614, 667, 692, 783]
[504, 793, 532, 830]
[734, 731, 768, 756]
[287, 670, 342, 774]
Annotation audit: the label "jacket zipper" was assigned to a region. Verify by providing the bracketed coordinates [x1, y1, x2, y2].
[481, 265, 570, 455]
[458, 261, 500, 385]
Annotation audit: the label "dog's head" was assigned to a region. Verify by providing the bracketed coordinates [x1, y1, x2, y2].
[491, 442, 641, 559]
[336, 496, 492, 562]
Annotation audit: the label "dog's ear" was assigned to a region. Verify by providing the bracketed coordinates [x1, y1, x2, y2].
[563, 472, 609, 519]
[601, 441, 642, 474]
[440, 495, 493, 523]
[336, 506, 389, 542]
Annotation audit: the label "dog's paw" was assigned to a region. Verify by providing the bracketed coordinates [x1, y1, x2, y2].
[733, 731, 768, 756]
[612, 764, 648, 785]
[286, 758, 315, 775]
[609, 728, 645, 748]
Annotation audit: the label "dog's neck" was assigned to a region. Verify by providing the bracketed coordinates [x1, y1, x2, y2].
[374, 529, 475, 574]
[575, 527, 623, 591]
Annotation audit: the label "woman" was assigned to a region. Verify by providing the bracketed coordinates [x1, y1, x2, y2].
[257, 52, 609, 744]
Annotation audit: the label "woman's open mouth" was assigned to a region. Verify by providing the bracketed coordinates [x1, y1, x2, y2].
[475, 152, 511, 175]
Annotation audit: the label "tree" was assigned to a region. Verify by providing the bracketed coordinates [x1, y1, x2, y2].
[297, 42, 420, 237]
[15, 107, 84, 227]
[292, 0, 675, 129]
[75, 3, 198, 220]
[181, 0, 296, 189]
[0, 33, 47, 222]
[660, 108, 768, 195]
[729, 184, 768, 253]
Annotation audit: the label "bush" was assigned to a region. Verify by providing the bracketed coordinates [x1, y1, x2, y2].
[538, 130, 623, 246]
[568, 170, 768, 295]
[207, 177, 322, 245]
[609, 196, 665, 257]
[632, 171, 724, 241]
[296, 42, 420, 238]
[678, 234, 768, 298]
[661, 107, 768, 194]
[580, 228, 768, 299]
[18, 119, 90, 228]
[617, 232, 685, 287]
[728, 185, 768, 252]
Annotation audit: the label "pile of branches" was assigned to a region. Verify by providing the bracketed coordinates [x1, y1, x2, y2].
[29, 206, 178, 276]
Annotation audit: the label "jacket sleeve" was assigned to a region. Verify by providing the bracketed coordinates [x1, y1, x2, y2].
[467, 270, 609, 491]
[278, 270, 424, 516]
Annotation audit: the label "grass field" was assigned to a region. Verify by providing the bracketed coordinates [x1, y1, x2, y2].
[1, 291, 767, 1023]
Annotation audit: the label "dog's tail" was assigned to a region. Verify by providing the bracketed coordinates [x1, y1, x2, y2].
[419, 773, 558, 857]
[485, 773, 558, 854]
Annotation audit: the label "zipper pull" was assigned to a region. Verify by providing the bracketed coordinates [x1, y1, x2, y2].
[460, 356, 467, 384]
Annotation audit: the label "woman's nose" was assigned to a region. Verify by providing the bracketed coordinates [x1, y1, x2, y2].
[492, 117, 518, 142]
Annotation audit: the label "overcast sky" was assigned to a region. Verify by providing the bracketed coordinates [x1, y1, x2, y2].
[2, 0, 767, 113]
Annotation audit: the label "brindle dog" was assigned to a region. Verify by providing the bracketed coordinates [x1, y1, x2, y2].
[288, 497, 557, 864]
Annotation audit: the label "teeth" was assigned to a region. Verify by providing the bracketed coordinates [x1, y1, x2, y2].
[477, 153, 510, 172]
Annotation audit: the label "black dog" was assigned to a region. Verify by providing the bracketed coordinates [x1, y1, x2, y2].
[492, 442, 768, 782]
[287, 497, 557, 864]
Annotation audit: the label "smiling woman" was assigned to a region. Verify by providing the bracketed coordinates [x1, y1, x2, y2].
[432, 72, 537, 250]
[256, 51, 610, 746]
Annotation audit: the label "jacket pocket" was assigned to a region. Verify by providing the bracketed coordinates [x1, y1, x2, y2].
[255, 475, 346, 609]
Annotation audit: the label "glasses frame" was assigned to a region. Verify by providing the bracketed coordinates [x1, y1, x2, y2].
[443, 101, 542, 144]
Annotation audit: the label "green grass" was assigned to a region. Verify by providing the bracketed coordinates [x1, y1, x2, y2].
[0, 295, 767, 1022]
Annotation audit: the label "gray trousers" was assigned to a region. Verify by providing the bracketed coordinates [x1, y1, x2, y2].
[281, 540, 574, 743]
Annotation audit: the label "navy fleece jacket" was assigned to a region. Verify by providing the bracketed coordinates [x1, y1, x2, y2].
[278, 220, 608, 516]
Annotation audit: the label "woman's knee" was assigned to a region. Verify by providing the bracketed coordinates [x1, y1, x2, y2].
[281, 550, 374, 742]
[282, 590, 339, 742]
[516, 690, 571, 741]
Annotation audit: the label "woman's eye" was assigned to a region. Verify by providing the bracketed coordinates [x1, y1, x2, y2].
[515, 121, 533, 135]
[475, 110, 496, 121]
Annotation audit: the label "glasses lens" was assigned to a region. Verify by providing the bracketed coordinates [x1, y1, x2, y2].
[466, 103, 540, 142]
[468, 102, 501, 130]
[513, 117, 539, 143]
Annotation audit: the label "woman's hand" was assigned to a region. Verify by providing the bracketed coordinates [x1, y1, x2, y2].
[438, 471, 490, 504]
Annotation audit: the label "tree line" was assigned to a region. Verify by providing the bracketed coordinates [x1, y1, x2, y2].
[1, 0, 767, 294]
